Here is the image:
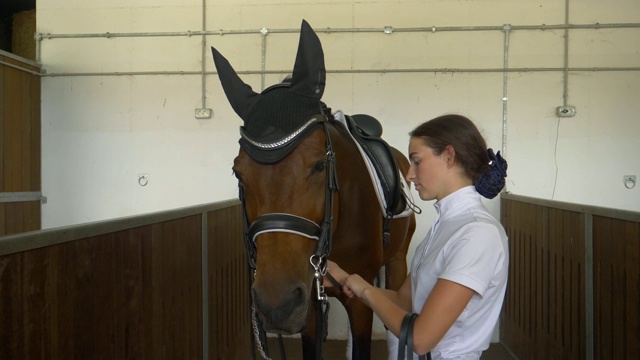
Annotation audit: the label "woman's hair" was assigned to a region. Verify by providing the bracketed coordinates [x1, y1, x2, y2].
[410, 114, 490, 182]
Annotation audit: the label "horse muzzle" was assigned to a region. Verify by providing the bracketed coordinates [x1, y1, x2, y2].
[251, 281, 310, 334]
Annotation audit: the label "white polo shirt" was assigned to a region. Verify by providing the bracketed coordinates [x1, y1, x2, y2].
[410, 186, 509, 360]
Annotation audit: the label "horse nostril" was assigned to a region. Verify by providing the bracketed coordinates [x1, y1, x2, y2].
[293, 285, 305, 306]
[252, 284, 307, 311]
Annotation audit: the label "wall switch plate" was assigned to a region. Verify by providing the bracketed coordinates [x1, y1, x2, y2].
[556, 106, 576, 117]
[195, 108, 212, 119]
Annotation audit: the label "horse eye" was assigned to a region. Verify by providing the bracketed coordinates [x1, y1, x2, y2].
[313, 160, 325, 173]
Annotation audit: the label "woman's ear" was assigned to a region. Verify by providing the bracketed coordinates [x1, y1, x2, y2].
[444, 145, 456, 167]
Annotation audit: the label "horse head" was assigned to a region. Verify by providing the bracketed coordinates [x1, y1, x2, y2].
[212, 20, 334, 334]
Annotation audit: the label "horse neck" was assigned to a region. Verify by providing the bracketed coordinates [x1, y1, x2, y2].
[328, 121, 381, 219]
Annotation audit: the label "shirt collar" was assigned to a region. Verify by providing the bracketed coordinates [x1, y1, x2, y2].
[434, 185, 479, 218]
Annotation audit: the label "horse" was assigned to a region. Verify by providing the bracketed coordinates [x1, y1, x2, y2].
[211, 20, 417, 359]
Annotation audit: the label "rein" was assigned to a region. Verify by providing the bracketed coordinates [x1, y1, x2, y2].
[239, 119, 339, 360]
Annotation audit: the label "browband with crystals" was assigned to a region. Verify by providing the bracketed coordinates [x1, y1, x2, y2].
[240, 116, 323, 150]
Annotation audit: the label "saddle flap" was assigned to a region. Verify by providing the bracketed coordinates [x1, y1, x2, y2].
[344, 114, 406, 217]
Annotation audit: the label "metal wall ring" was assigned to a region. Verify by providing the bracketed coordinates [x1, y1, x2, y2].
[624, 177, 636, 189]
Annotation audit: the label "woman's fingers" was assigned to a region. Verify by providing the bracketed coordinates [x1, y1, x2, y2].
[344, 274, 369, 298]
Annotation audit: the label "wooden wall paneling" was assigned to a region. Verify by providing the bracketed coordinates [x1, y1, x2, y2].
[594, 216, 612, 359]
[29, 61, 40, 192]
[527, 203, 537, 358]
[500, 199, 586, 359]
[516, 204, 531, 354]
[19, 59, 31, 192]
[610, 219, 625, 359]
[158, 215, 203, 359]
[0, 54, 5, 194]
[525, 203, 533, 353]
[592, 216, 603, 360]
[0, 250, 21, 359]
[2, 57, 20, 234]
[597, 217, 640, 359]
[500, 196, 639, 360]
[27, 57, 41, 232]
[0, 214, 207, 360]
[575, 212, 586, 359]
[0, 55, 5, 236]
[3, 57, 21, 193]
[539, 205, 550, 359]
[0, 54, 41, 236]
[500, 198, 514, 356]
[511, 200, 520, 354]
[527, 203, 535, 356]
[562, 211, 571, 357]
[499, 198, 509, 349]
[547, 208, 558, 357]
[0, 204, 4, 235]
[208, 204, 251, 360]
[624, 220, 639, 357]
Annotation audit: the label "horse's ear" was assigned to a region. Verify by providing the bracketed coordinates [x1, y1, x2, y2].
[290, 19, 326, 99]
[211, 46, 260, 122]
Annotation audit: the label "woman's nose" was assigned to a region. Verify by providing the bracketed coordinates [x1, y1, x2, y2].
[405, 166, 415, 182]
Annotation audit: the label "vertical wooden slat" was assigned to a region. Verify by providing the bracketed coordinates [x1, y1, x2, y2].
[4, 60, 20, 192]
[624, 221, 639, 357]
[0, 55, 5, 236]
[596, 217, 613, 359]
[523, 203, 531, 353]
[562, 211, 571, 357]
[611, 219, 625, 360]
[19, 61, 31, 193]
[208, 204, 250, 360]
[0, 54, 5, 195]
[573, 213, 584, 359]
[541, 206, 551, 359]
[547, 208, 557, 357]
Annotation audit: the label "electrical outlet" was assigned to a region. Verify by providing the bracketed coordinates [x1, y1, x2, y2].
[195, 108, 212, 119]
[556, 106, 576, 118]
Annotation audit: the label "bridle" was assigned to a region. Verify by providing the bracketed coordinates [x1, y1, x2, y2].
[238, 116, 339, 360]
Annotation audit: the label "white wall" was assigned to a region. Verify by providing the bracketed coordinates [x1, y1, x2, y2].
[37, 0, 640, 340]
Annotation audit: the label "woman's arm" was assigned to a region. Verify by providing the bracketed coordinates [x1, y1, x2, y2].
[325, 261, 412, 311]
[347, 276, 475, 355]
[411, 279, 475, 354]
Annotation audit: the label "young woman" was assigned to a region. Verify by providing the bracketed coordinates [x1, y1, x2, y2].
[327, 114, 509, 359]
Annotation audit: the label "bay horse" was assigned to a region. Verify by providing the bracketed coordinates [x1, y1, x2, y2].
[212, 20, 417, 359]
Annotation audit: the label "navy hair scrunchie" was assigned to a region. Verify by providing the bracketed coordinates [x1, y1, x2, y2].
[474, 148, 508, 199]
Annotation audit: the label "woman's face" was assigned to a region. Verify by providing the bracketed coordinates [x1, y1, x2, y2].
[406, 137, 450, 201]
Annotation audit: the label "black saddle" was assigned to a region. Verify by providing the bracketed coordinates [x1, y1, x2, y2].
[344, 114, 407, 221]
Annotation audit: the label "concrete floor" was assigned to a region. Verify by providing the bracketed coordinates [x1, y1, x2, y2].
[265, 337, 517, 359]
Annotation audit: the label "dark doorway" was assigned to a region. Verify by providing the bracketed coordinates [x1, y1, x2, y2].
[1, 0, 36, 55]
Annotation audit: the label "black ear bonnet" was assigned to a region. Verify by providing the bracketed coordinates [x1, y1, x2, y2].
[211, 20, 327, 164]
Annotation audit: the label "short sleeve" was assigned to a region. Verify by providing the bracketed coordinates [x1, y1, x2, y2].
[438, 222, 504, 297]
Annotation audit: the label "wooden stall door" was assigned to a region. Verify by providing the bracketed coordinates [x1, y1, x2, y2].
[0, 51, 41, 236]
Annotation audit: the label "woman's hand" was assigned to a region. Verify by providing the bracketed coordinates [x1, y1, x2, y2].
[323, 260, 349, 288]
[344, 274, 372, 299]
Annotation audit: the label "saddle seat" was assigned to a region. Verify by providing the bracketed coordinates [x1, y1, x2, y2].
[333, 111, 413, 224]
